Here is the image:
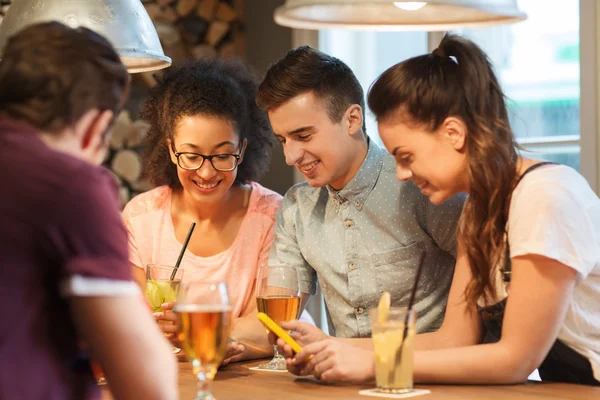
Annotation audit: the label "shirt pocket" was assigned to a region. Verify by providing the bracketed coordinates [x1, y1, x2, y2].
[371, 241, 425, 303]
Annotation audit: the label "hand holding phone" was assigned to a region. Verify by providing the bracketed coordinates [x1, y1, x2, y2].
[257, 312, 303, 353]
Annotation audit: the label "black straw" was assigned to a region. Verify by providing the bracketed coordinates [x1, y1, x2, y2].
[170, 222, 196, 281]
[391, 254, 425, 381]
[406, 254, 425, 315]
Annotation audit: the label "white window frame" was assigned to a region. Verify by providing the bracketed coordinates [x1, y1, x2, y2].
[579, 0, 598, 192]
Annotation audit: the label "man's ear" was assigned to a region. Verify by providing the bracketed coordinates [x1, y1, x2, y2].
[78, 109, 114, 151]
[345, 104, 364, 137]
[441, 116, 467, 152]
[237, 138, 248, 164]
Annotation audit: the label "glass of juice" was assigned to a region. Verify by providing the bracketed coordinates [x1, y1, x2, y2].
[370, 307, 416, 394]
[255, 265, 301, 370]
[145, 264, 184, 352]
[174, 281, 231, 400]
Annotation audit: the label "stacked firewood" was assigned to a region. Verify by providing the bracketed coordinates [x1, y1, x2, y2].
[139, 0, 244, 86]
[105, 111, 153, 207]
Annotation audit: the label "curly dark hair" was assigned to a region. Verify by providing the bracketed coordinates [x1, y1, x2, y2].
[141, 58, 274, 188]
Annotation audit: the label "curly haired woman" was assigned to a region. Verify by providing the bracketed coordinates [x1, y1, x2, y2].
[122, 58, 299, 364]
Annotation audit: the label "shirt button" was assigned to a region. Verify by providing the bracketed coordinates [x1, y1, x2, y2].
[344, 219, 353, 227]
[356, 307, 364, 314]
[349, 263, 356, 271]
[354, 200, 361, 207]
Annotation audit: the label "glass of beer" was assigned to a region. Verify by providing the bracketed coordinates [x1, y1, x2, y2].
[255, 265, 301, 371]
[146, 264, 184, 353]
[175, 280, 231, 400]
[370, 307, 416, 394]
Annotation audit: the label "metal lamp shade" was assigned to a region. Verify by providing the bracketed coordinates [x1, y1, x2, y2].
[0, 0, 171, 73]
[274, 0, 527, 31]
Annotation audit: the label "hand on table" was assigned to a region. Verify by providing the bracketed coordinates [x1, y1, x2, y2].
[279, 338, 375, 384]
[221, 340, 245, 367]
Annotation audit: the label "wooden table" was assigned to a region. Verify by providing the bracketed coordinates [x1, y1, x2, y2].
[102, 360, 600, 399]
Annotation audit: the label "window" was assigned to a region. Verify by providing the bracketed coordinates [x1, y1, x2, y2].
[294, 0, 598, 333]
[458, 0, 580, 171]
[319, 30, 429, 147]
[317, 0, 593, 179]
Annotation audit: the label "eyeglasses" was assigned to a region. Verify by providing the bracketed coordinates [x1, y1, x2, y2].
[172, 145, 242, 172]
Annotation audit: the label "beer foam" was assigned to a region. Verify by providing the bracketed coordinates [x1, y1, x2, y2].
[173, 304, 232, 313]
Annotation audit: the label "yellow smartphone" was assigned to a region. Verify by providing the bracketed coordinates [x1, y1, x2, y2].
[257, 312, 303, 353]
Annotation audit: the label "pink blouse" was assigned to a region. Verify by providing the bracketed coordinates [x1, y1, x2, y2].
[122, 181, 282, 318]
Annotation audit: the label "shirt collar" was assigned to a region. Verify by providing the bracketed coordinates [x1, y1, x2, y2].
[326, 139, 384, 210]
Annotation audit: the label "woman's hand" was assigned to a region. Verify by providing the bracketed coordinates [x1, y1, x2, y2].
[221, 340, 246, 366]
[152, 302, 178, 346]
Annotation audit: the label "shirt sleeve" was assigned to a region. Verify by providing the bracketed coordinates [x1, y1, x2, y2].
[121, 201, 144, 269]
[268, 192, 317, 295]
[508, 179, 597, 278]
[48, 168, 138, 297]
[420, 192, 466, 258]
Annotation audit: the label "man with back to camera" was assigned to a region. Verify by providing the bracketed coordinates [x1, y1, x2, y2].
[0, 22, 177, 399]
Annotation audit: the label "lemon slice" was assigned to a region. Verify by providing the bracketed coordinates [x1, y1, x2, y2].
[377, 291, 391, 323]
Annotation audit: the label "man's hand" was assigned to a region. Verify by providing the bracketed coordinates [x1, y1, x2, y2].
[268, 320, 328, 348]
[279, 338, 376, 383]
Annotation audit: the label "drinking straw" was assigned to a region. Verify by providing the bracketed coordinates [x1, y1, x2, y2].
[170, 222, 196, 280]
[390, 254, 425, 381]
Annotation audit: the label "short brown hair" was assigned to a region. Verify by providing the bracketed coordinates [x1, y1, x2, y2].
[257, 46, 366, 132]
[0, 22, 129, 133]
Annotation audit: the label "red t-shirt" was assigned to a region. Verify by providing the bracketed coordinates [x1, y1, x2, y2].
[0, 120, 134, 399]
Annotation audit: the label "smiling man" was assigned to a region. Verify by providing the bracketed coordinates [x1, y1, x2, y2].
[256, 46, 466, 339]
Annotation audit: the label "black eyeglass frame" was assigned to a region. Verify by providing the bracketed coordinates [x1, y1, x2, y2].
[171, 143, 243, 172]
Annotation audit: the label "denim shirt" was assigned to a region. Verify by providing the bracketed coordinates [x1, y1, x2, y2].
[269, 142, 466, 338]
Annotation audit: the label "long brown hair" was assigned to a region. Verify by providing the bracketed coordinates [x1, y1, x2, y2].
[368, 33, 519, 304]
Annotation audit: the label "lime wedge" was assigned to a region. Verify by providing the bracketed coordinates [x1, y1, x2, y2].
[145, 280, 164, 312]
[160, 280, 179, 303]
[377, 291, 391, 323]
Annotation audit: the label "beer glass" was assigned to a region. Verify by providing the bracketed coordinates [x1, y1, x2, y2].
[174, 281, 231, 400]
[255, 265, 301, 371]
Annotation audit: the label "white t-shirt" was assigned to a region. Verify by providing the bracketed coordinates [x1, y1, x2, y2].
[505, 164, 600, 381]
